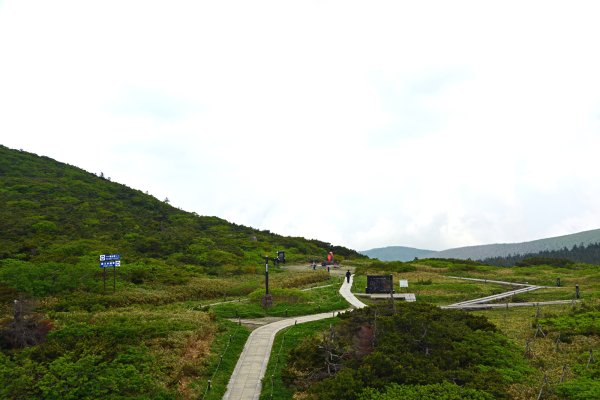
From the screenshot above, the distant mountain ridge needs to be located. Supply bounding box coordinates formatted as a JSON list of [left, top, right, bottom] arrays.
[[360, 246, 435, 262], [362, 228, 600, 262]]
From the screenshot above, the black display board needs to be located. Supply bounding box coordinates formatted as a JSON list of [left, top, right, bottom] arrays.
[[366, 275, 393, 294]]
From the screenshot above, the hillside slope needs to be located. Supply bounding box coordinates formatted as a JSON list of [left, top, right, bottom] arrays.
[[0, 145, 363, 269]]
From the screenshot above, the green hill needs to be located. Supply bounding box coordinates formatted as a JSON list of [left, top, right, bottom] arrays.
[[0, 145, 363, 270], [0, 144, 365, 399]]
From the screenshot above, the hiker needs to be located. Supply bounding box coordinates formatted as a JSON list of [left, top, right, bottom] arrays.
[[346, 270, 351, 283]]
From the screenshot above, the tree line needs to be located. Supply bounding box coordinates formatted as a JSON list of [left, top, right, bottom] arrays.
[[481, 242, 600, 267]]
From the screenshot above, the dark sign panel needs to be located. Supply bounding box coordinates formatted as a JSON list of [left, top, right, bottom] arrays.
[[277, 251, 286, 263], [366, 275, 393, 294]]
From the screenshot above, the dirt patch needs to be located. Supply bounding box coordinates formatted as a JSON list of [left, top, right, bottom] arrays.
[[177, 333, 213, 399], [227, 316, 287, 331], [282, 264, 353, 278]]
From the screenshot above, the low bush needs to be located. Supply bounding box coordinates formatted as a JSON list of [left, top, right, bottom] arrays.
[[358, 382, 494, 400], [356, 261, 416, 274], [248, 288, 308, 304], [283, 303, 532, 400]]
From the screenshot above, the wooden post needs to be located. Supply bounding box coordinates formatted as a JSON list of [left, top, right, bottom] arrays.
[[560, 364, 569, 382], [262, 256, 273, 307], [525, 339, 533, 358], [535, 323, 546, 338], [536, 375, 549, 400], [390, 274, 396, 314], [265, 256, 269, 295], [13, 300, 21, 323]]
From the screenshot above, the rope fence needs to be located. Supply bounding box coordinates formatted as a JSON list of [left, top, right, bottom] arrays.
[[268, 324, 296, 399], [200, 324, 243, 400], [198, 276, 345, 399]]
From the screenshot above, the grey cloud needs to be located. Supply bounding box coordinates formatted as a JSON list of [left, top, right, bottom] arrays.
[[109, 87, 198, 121]]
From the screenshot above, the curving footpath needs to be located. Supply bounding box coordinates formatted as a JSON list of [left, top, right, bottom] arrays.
[[223, 273, 574, 398], [222, 274, 365, 400]]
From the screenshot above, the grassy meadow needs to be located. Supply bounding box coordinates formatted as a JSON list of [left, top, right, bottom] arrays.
[[0, 262, 343, 399], [257, 258, 600, 399], [2, 251, 599, 399]]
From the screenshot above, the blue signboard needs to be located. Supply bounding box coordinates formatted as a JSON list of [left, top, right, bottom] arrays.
[[100, 254, 120, 261], [100, 260, 121, 268]]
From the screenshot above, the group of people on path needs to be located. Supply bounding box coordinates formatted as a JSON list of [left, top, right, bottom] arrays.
[[308, 251, 351, 283]]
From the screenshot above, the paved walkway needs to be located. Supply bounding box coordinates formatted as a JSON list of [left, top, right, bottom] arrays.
[[222, 274, 365, 400], [222, 273, 573, 398]]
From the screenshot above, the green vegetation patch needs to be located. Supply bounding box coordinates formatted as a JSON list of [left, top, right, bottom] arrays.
[[541, 306, 600, 336], [555, 359, 600, 400], [357, 382, 494, 400], [210, 279, 347, 319], [355, 260, 417, 274], [0, 305, 219, 399], [282, 303, 532, 400], [260, 318, 340, 400]]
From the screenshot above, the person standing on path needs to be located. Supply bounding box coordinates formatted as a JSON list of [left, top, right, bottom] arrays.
[[346, 270, 351, 283]]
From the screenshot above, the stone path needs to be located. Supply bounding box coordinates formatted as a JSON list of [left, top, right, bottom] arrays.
[[222, 274, 365, 400]]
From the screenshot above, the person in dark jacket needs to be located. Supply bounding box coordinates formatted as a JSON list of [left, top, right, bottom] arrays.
[[346, 270, 351, 283]]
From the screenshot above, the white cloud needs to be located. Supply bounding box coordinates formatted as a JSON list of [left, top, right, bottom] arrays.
[[1, 0, 600, 251]]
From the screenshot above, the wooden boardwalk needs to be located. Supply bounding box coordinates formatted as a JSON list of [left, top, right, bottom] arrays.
[[442, 276, 570, 310]]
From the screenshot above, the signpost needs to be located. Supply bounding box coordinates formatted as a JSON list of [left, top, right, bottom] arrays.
[[100, 254, 121, 292], [262, 256, 272, 307], [261, 252, 285, 307]]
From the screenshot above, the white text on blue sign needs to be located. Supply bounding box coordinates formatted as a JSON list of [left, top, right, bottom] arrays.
[[100, 260, 121, 268]]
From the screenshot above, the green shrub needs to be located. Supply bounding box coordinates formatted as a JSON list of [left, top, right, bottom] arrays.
[[357, 261, 417, 274], [283, 303, 531, 400], [248, 288, 308, 304], [358, 382, 495, 400]]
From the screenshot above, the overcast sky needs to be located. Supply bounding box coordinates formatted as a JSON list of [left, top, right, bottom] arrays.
[[2, 1, 600, 251]]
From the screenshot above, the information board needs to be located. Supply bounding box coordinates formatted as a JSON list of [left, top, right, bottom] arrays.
[[100, 254, 120, 261], [366, 275, 393, 294], [100, 260, 121, 268]]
